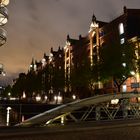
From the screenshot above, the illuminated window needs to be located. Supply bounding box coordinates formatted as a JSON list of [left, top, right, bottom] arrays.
[[42, 58, 46, 66], [34, 64, 37, 70], [49, 53, 53, 62], [122, 84, 127, 92], [120, 38, 125, 44], [119, 23, 124, 35], [122, 63, 126, 67], [111, 99, 119, 105]]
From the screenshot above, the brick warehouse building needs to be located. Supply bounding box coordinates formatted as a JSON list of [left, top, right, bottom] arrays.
[[26, 7, 140, 102], [29, 47, 65, 103], [64, 6, 140, 96]]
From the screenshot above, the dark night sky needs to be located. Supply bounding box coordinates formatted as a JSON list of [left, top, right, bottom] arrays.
[[0, 0, 140, 85]]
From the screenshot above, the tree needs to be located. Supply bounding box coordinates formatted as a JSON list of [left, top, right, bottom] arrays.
[[2, 85, 12, 97], [12, 73, 27, 97], [99, 41, 136, 92], [70, 51, 92, 98], [24, 72, 38, 97], [52, 69, 65, 91], [41, 66, 51, 94]]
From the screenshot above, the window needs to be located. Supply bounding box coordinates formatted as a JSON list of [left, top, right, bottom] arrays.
[[42, 58, 46, 66], [120, 38, 125, 44], [122, 63, 126, 67], [119, 23, 124, 35], [122, 84, 127, 92], [59, 54, 62, 58], [99, 30, 104, 37]]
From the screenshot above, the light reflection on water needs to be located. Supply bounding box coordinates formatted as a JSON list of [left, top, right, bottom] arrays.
[[0, 106, 20, 126], [0, 103, 58, 126], [0, 107, 6, 126], [6, 107, 11, 126]]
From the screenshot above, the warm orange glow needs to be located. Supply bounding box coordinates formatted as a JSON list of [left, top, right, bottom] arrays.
[[0, 0, 9, 6]]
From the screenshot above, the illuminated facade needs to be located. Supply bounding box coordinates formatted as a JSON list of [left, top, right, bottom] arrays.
[[97, 7, 140, 92], [64, 7, 140, 94], [27, 7, 140, 100]]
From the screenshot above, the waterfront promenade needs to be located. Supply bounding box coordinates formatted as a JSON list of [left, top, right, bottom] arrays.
[[0, 119, 140, 140]]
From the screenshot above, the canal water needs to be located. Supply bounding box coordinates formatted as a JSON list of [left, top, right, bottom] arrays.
[[0, 102, 58, 126]]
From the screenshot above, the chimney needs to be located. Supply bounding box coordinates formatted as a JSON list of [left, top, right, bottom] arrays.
[[51, 47, 53, 53], [67, 34, 70, 41], [123, 6, 127, 13], [79, 34, 82, 40]]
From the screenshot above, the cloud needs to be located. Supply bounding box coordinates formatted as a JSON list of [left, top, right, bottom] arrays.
[[0, 0, 140, 85]]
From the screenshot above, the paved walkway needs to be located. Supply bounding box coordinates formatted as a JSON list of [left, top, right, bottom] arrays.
[[1, 119, 140, 140]]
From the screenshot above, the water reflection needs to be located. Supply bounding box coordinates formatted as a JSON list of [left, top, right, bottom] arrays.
[[6, 107, 11, 126], [0, 107, 6, 126], [0, 105, 37, 126], [0, 106, 17, 126], [0, 103, 58, 126]]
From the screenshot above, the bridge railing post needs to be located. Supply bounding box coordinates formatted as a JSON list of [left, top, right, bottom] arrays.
[[61, 115, 65, 125], [122, 99, 128, 119], [96, 106, 101, 121]]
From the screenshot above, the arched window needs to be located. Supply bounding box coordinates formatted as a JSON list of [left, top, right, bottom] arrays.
[[119, 23, 124, 35]]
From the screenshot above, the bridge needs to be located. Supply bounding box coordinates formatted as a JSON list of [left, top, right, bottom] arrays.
[[0, 92, 140, 139], [16, 92, 140, 127]]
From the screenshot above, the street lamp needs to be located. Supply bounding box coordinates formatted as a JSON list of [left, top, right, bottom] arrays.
[[72, 94, 76, 100], [35, 94, 41, 102], [130, 71, 135, 76]]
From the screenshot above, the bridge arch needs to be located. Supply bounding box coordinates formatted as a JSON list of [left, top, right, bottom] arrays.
[[17, 92, 140, 127]]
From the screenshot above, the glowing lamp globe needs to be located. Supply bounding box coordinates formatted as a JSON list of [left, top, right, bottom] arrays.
[[0, 0, 9, 6]]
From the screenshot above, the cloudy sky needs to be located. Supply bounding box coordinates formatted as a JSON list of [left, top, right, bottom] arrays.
[[0, 0, 140, 85]]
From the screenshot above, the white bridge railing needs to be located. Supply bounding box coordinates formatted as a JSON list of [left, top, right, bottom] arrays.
[[16, 92, 140, 127]]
